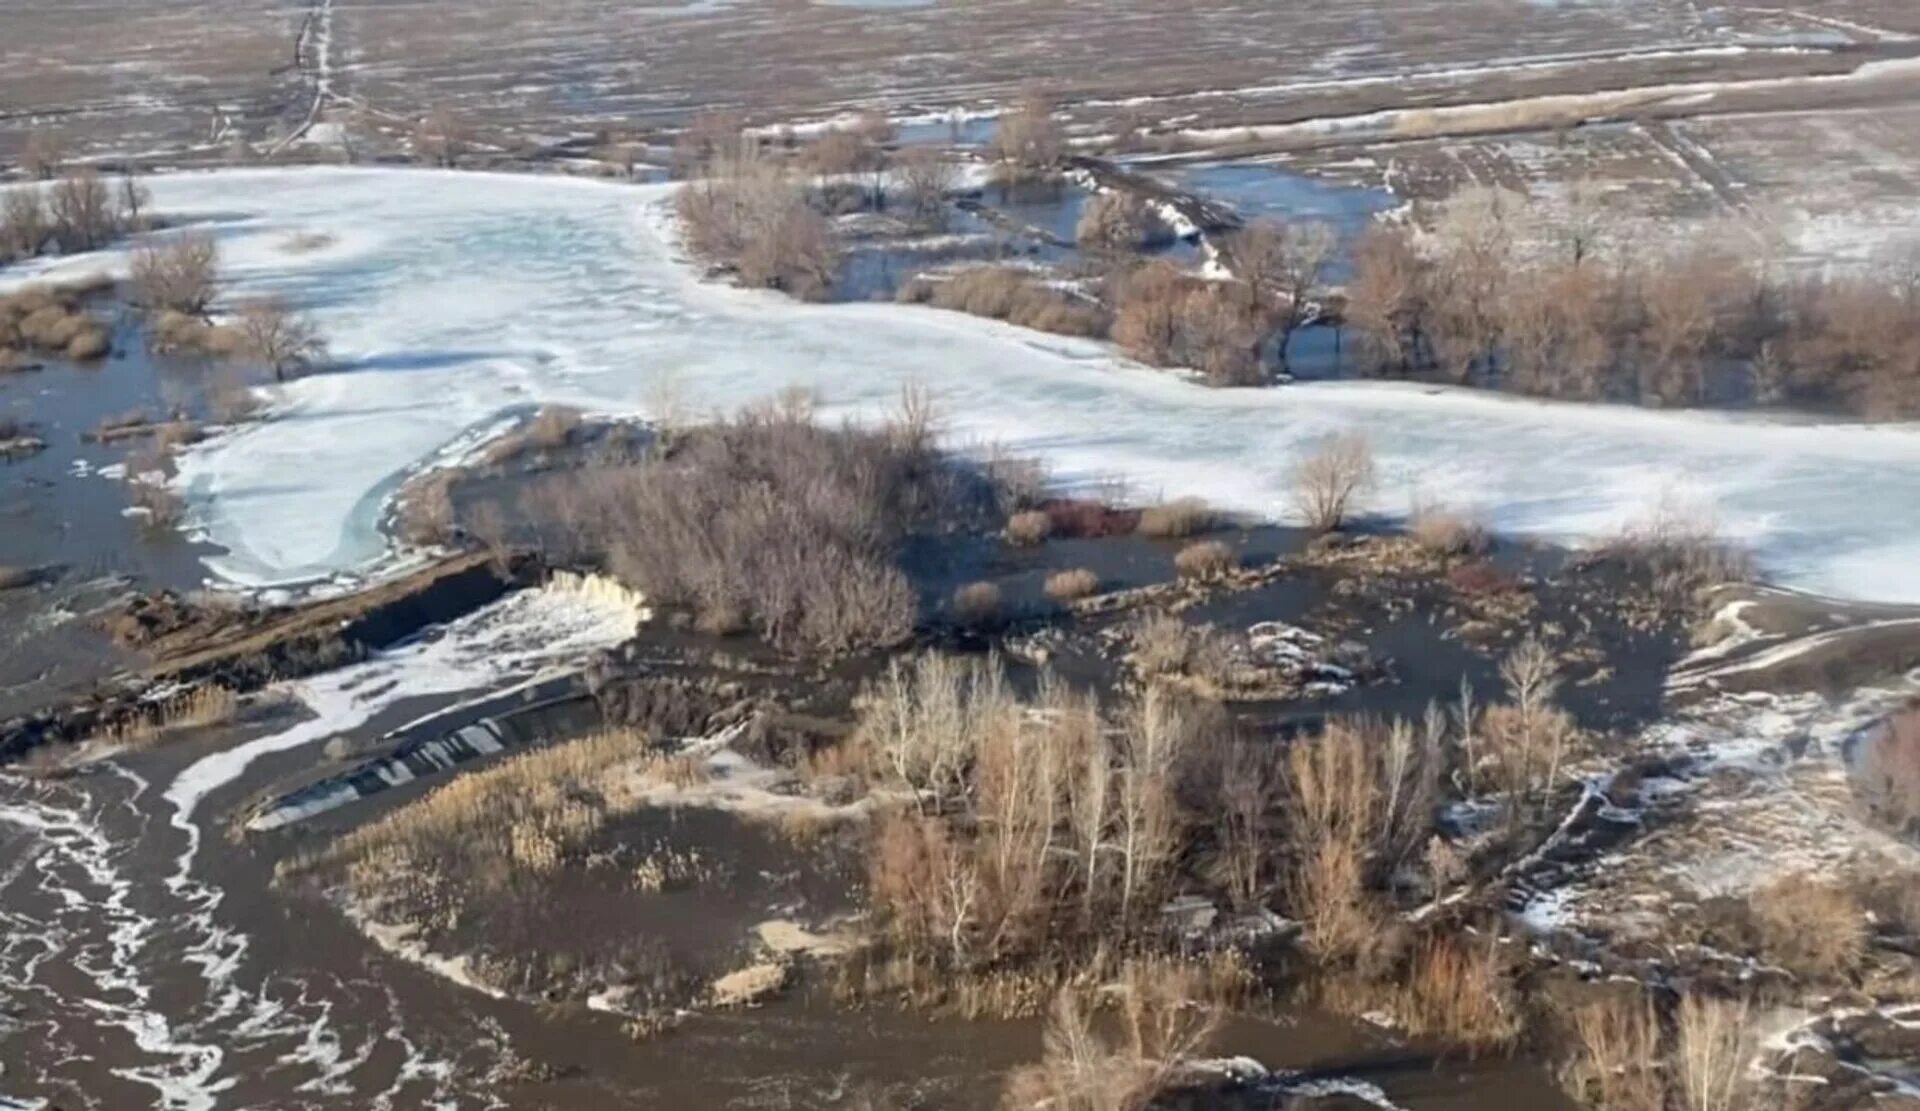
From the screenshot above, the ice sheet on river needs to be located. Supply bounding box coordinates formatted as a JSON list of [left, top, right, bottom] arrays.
[[13, 167, 1920, 601]]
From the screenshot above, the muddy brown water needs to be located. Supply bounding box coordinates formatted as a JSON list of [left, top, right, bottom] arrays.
[[0, 656, 1577, 1110]]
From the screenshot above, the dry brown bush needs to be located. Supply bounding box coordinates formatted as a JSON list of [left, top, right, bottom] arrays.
[[1410, 502, 1487, 557], [1004, 510, 1052, 546], [413, 106, 468, 168], [1001, 960, 1220, 1111], [1044, 568, 1099, 602], [1746, 875, 1867, 980], [1345, 224, 1431, 374], [951, 581, 1003, 628], [132, 233, 219, 317], [1477, 636, 1579, 813], [1395, 934, 1521, 1053], [903, 267, 1109, 339], [1112, 267, 1266, 384], [21, 131, 66, 180], [1560, 992, 1665, 1111], [1075, 192, 1172, 256], [1136, 497, 1211, 539], [1599, 499, 1753, 606], [521, 398, 984, 654], [1173, 539, 1235, 581], [1854, 704, 1920, 835], [2, 187, 49, 260], [1291, 431, 1374, 532]]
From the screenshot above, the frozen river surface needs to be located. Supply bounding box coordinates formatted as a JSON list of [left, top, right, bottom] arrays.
[[18, 167, 1920, 602]]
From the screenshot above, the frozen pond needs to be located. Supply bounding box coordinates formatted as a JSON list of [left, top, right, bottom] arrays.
[[10, 167, 1920, 603]]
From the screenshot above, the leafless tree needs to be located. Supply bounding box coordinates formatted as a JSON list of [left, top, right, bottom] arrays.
[[677, 146, 841, 300], [1290, 431, 1375, 532], [670, 110, 746, 179], [1076, 192, 1172, 257], [413, 106, 468, 168], [1345, 224, 1430, 373], [237, 297, 327, 381], [993, 90, 1063, 177], [1425, 187, 1522, 381], [118, 175, 152, 231], [130, 232, 219, 317], [894, 147, 956, 232], [1, 187, 48, 259], [49, 170, 118, 251], [20, 131, 66, 180], [1224, 218, 1337, 371]]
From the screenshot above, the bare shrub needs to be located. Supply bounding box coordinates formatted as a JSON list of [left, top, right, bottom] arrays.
[[1560, 992, 1665, 1111], [1477, 636, 1578, 812], [903, 266, 1109, 339], [522, 400, 980, 654], [1075, 192, 1172, 256], [1136, 497, 1212, 539], [1178, 284, 1264, 387], [952, 581, 1004, 628], [1001, 960, 1220, 1111], [1110, 262, 1186, 366], [1410, 502, 1487, 557], [236, 296, 326, 380], [131, 233, 219, 317], [1004, 510, 1052, 546], [1290, 432, 1375, 532], [1424, 187, 1523, 381], [118, 175, 151, 231], [1212, 737, 1285, 909], [1173, 540, 1235, 581], [1854, 704, 1920, 834], [1746, 874, 1867, 980], [1675, 995, 1757, 1111], [895, 147, 956, 232], [1599, 497, 1753, 606], [1044, 568, 1099, 602], [49, 170, 118, 252], [2, 187, 49, 259]]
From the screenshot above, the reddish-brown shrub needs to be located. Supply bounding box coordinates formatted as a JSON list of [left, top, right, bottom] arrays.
[[1447, 560, 1520, 596]]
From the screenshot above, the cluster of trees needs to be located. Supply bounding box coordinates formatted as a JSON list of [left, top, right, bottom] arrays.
[[1343, 186, 1920, 418], [673, 113, 960, 299], [2, 169, 153, 263]]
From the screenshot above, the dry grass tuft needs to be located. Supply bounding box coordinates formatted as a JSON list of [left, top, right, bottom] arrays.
[[1136, 497, 1212, 539], [1001, 959, 1220, 1111], [1173, 540, 1236, 581], [1044, 568, 1100, 603], [1560, 992, 1665, 1111], [1004, 510, 1053, 547], [951, 581, 1004, 628], [1676, 995, 1757, 1111], [1411, 502, 1488, 557]]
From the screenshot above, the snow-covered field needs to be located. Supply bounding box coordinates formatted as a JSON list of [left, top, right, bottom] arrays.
[[14, 167, 1920, 602]]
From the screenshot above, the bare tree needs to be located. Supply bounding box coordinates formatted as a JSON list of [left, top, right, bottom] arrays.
[[1, 187, 48, 259], [20, 131, 66, 180], [894, 147, 956, 232], [670, 110, 746, 179], [413, 107, 468, 168], [1345, 224, 1431, 373], [676, 145, 841, 299], [1426, 187, 1522, 381], [118, 175, 152, 231], [237, 297, 327, 381], [1290, 431, 1375, 532], [1075, 192, 1173, 257], [1111, 261, 1186, 365], [1224, 218, 1337, 371], [130, 232, 219, 316], [993, 90, 1063, 177], [49, 170, 118, 251]]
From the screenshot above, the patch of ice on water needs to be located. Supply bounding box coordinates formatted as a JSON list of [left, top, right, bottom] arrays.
[[11, 167, 1914, 603]]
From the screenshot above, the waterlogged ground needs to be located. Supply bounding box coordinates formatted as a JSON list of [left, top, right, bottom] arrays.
[[8, 167, 1920, 603]]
